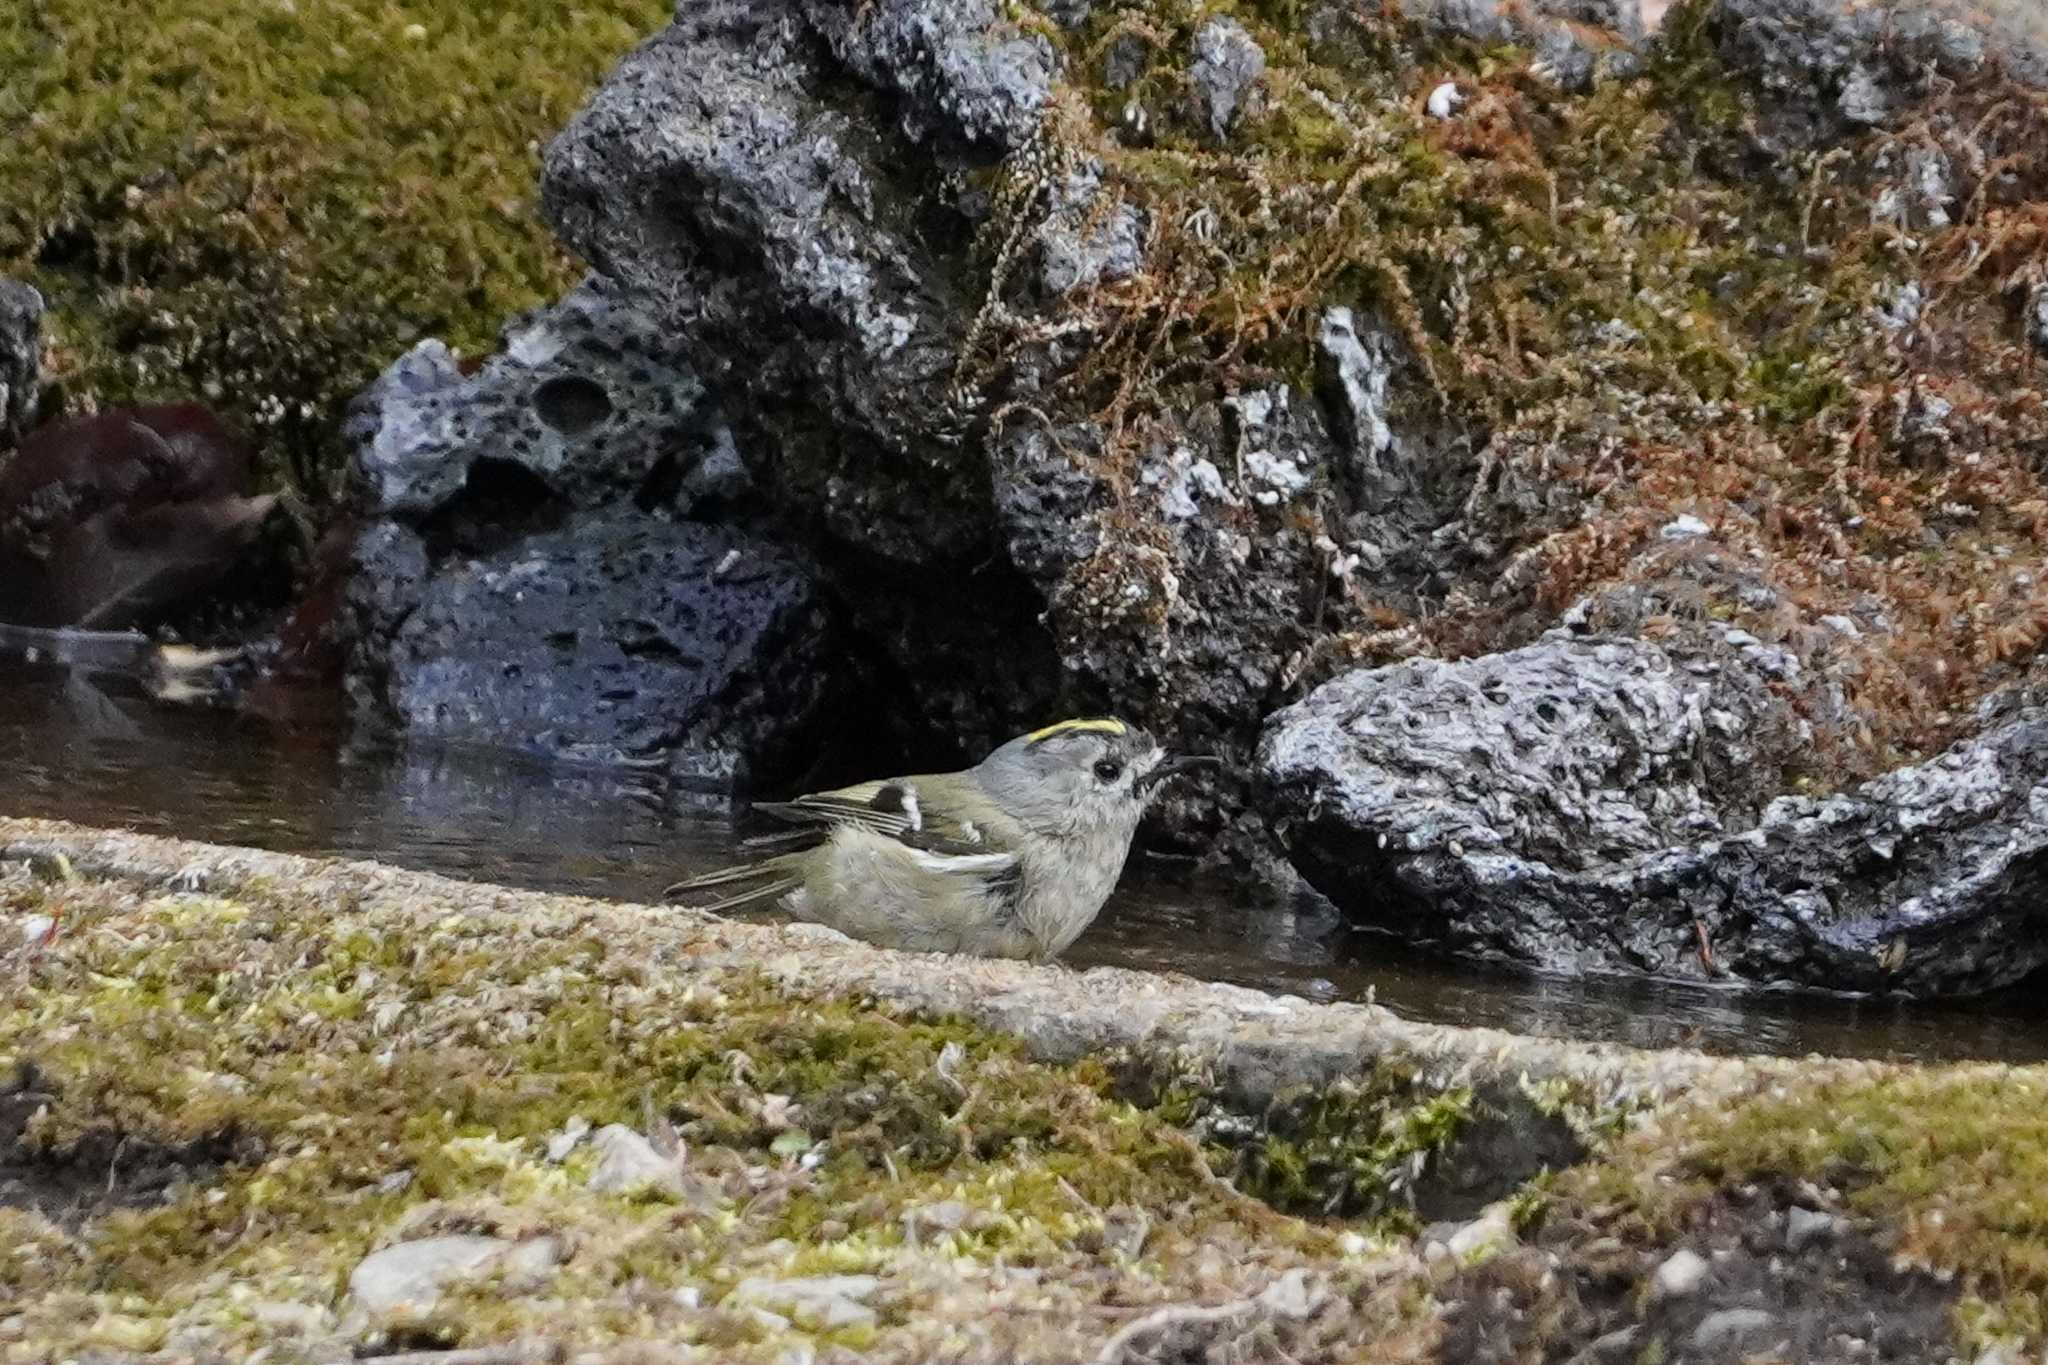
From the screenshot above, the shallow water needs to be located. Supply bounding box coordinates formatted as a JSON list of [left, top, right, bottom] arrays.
[[2, 656, 2043, 1065]]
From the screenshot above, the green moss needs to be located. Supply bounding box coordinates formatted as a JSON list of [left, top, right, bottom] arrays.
[[0, 0, 672, 497], [5, 868, 1403, 1359], [14, 851, 2048, 1358], [1221, 1077, 1474, 1224], [1570, 1070, 2048, 1351]]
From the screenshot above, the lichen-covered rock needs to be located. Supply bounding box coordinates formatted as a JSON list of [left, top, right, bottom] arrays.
[[1188, 18, 1265, 139], [0, 279, 41, 450], [1261, 638, 2048, 996], [348, 1235, 523, 1316], [1710, 0, 2046, 141], [377, 514, 832, 779], [585, 1123, 688, 1199]]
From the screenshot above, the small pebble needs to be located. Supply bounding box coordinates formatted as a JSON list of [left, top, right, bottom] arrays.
[[547, 1114, 592, 1162], [1690, 1308, 1777, 1351], [1785, 1205, 1842, 1253], [1651, 1248, 1710, 1300]]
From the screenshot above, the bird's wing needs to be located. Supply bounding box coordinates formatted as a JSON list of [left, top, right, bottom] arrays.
[[749, 777, 997, 855], [666, 775, 1014, 911], [750, 780, 910, 838]]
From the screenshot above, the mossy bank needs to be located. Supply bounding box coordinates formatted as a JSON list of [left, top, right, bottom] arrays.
[[0, 0, 673, 495], [3, 816, 2046, 1363]]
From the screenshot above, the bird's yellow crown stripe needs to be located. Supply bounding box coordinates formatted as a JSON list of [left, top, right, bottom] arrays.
[[1024, 717, 1127, 744]]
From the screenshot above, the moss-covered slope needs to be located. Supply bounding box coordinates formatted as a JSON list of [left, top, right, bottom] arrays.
[[991, 0, 2048, 783], [4, 820, 2048, 1361], [0, 0, 672, 495]]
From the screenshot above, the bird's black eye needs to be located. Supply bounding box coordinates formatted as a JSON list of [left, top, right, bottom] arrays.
[[1094, 759, 1124, 784]]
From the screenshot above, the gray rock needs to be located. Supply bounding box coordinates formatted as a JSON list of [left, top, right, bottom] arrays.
[[902, 1199, 975, 1236], [1036, 165, 1144, 298], [2028, 283, 2048, 358], [1877, 281, 1925, 333], [1837, 64, 1891, 124], [345, 279, 722, 518], [378, 514, 832, 776], [586, 1123, 687, 1199], [1395, 0, 1644, 89], [1265, 633, 1783, 868], [1438, 1204, 1516, 1263], [729, 1274, 881, 1329], [1314, 311, 1478, 604], [546, 1114, 592, 1163], [1318, 309, 1395, 478], [500, 1236, 564, 1287], [1260, 634, 2048, 995], [0, 280, 41, 449], [348, 1234, 541, 1315], [247, 1300, 331, 1335], [542, 0, 1010, 567], [1652, 1247, 1711, 1299], [1580, 1326, 1640, 1363], [1189, 18, 1265, 139], [1689, 1307, 1778, 1351], [812, 0, 1052, 152], [1784, 1205, 1843, 1253], [1710, 0, 2044, 148]]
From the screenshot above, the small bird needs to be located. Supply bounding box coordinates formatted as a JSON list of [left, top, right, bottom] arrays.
[[665, 718, 1217, 961]]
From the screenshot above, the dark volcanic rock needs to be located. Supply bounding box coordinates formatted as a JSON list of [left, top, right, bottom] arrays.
[[541, 0, 1018, 568], [0, 279, 41, 449], [536, 0, 1395, 850], [346, 279, 732, 519], [540, 0, 1481, 851], [377, 514, 831, 780], [1260, 637, 2048, 996], [338, 279, 839, 785]]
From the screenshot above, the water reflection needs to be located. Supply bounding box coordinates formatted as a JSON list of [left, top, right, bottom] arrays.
[[2, 657, 2043, 1064]]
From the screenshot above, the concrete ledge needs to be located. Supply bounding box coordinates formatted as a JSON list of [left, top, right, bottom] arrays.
[[0, 815, 1865, 1105]]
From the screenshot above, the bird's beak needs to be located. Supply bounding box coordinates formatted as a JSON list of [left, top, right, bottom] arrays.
[[1136, 753, 1223, 796]]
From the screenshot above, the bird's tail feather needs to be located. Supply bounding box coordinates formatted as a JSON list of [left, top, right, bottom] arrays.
[[665, 856, 802, 914]]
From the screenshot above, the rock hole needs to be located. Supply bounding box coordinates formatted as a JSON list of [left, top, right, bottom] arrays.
[[420, 458, 569, 559], [532, 375, 613, 436], [634, 451, 686, 512]]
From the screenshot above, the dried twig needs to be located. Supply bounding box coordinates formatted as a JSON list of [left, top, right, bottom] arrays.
[[1157, 1127, 1290, 1232], [1091, 1295, 1262, 1365]]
